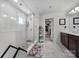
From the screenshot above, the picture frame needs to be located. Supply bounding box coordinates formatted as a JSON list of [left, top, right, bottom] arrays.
[[59, 18, 66, 25], [73, 17, 79, 25]]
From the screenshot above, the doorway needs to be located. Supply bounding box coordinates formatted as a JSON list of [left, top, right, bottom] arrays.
[[45, 18, 54, 41]]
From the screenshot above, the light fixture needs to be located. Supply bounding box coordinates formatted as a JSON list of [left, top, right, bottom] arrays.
[[69, 9, 76, 14], [13, 0, 18, 3], [10, 17, 16, 20], [71, 10, 75, 13], [75, 7, 79, 11], [2, 14, 8, 17], [69, 7, 79, 14]]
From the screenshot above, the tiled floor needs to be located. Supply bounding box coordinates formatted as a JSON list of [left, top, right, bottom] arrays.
[[15, 39, 75, 58], [17, 35, 75, 58], [41, 40, 75, 58]]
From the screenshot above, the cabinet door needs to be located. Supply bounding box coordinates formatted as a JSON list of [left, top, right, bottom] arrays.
[[60, 33, 68, 48], [75, 38, 79, 57], [64, 34, 69, 48], [68, 35, 76, 50], [60, 32, 65, 45], [60, 33, 63, 44]]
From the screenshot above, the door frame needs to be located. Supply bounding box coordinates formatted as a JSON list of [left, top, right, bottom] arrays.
[[45, 18, 54, 41]]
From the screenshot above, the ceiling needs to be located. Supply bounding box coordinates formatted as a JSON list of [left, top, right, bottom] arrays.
[[23, 0, 79, 15]]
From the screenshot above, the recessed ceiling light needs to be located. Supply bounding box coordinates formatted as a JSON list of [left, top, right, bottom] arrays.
[[69, 10, 76, 14], [10, 17, 16, 20], [2, 14, 8, 17], [14, 0, 18, 3], [71, 10, 75, 13]]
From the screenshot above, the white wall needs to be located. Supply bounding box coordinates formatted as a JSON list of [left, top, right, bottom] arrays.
[[0, 0, 28, 56]]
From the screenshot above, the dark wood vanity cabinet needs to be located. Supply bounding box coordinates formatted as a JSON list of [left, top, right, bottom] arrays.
[[76, 40, 79, 57], [61, 32, 69, 49], [68, 35, 76, 50], [60, 32, 79, 57]]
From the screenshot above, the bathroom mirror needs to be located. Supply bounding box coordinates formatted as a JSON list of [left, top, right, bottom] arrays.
[[59, 18, 66, 25], [73, 17, 79, 25]]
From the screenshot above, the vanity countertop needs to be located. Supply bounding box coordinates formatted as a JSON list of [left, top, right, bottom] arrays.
[[61, 31, 79, 36]]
